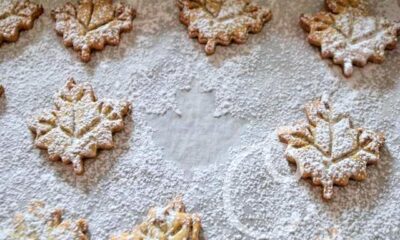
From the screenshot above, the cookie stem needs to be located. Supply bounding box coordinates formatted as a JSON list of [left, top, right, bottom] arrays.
[[323, 181, 334, 199], [80, 46, 92, 62], [343, 59, 353, 77], [72, 156, 84, 174], [205, 39, 217, 55]]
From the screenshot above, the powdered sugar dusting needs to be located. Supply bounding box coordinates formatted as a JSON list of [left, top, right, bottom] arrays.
[[300, 0, 400, 77], [278, 96, 385, 199], [0, 201, 88, 240], [178, 0, 272, 54], [0, 0, 400, 239]]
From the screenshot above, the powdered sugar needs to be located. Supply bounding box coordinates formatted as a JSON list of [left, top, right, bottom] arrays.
[[0, 0, 400, 239], [278, 96, 385, 199], [51, 0, 135, 62], [178, 0, 272, 54], [28, 79, 130, 175], [300, 0, 400, 77], [0, 201, 88, 240]]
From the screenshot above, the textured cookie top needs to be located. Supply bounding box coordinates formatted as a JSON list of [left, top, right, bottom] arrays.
[[178, 0, 272, 54], [278, 95, 385, 199], [0, 0, 43, 45], [326, 0, 365, 13], [5, 201, 89, 240], [51, 0, 135, 62], [28, 79, 130, 175], [300, 0, 400, 77], [111, 197, 202, 240]]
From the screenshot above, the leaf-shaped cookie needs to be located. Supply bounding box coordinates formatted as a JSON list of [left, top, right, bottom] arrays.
[[325, 0, 366, 14], [29, 79, 130, 175], [177, 0, 272, 55], [0, 0, 43, 45], [110, 197, 202, 240], [278, 96, 385, 199], [51, 0, 136, 62], [300, 0, 400, 77], [6, 201, 89, 240]]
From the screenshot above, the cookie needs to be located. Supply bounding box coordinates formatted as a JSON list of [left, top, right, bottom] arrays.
[[300, 0, 400, 77], [0, 84, 4, 96], [177, 0, 272, 55], [0, 0, 43, 45], [277, 95, 385, 199], [325, 0, 366, 14], [111, 197, 202, 240], [6, 201, 89, 240], [51, 0, 136, 62], [28, 79, 130, 175]]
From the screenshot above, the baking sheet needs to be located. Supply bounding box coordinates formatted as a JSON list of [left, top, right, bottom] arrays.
[[1, 0, 400, 239]]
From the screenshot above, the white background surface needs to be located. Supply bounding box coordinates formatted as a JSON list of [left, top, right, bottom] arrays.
[[1, 0, 400, 239]]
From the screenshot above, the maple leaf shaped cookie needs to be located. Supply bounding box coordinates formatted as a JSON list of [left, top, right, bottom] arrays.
[[177, 0, 272, 55], [110, 197, 202, 240], [300, 0, 400, 77], [325, 0, 367, 14], [0, 0, 43, 45], [29, 79, 130, 175], [278, 96, 385, 199], [7, 201, 89, 240], [51, 0, 136, 62]]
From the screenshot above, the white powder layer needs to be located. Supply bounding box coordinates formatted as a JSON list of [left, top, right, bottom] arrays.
[[0, 0, 400, 239]]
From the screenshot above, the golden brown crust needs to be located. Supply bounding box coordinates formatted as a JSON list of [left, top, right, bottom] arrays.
[[51, 0, 136, 62], [0, 0, 43, 45]]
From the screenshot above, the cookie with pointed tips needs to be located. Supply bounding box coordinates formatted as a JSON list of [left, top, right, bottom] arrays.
[[0, 0, 43, 45], [300, 0, 400, 77], [6, 201, 89, 240], [325, 0, 366, 14], [51, 0, 136, 62], [177, 0, 272, 55], [28, 78, 130, 175], [110, 197, 202, 240], [277, 95, 385, 199]]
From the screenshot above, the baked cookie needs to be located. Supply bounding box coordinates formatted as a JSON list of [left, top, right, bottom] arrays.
[[278, 95, 385, 199], [177, 0, 272, 55], [110, 197, 202, 240], [6, 201, 89, 240], [51, 0, 136, 62], [0, 0, 43, 45], [300, 0, 400, 77], [28, 79, 130, 175]]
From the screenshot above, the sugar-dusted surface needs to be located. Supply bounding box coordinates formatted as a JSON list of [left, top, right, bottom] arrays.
[[0, 0, 400, 239]]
